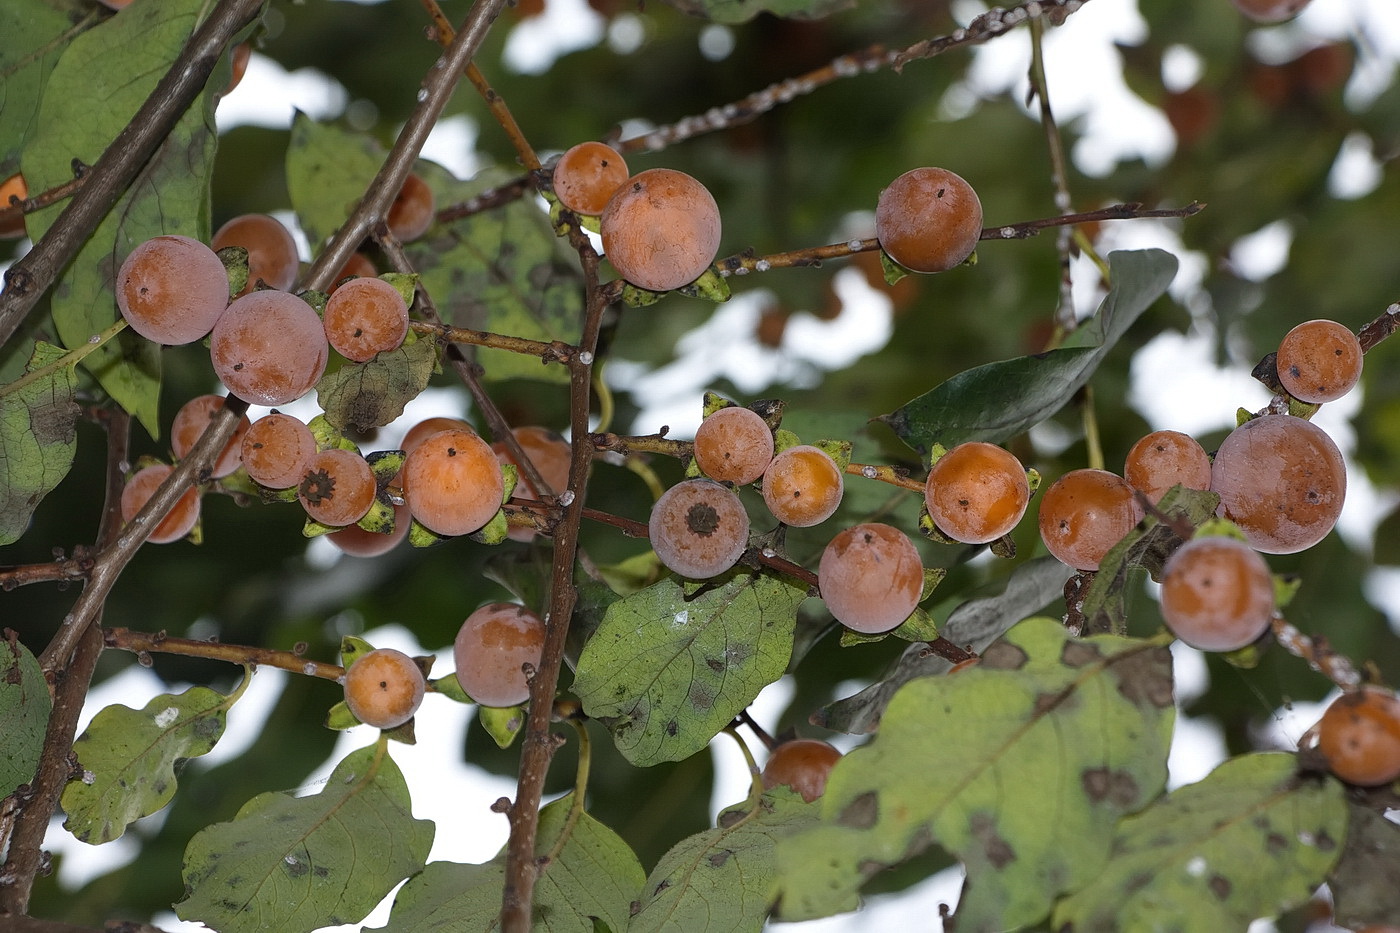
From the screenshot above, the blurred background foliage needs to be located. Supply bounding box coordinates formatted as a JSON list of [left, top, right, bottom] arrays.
[[3, 0, 1399, 927]]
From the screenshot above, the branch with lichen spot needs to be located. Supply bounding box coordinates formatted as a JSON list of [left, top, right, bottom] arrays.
[[103, 628, 347, 681], [714, 202, 1205, 277]]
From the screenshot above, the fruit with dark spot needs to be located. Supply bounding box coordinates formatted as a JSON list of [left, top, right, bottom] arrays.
[[1316, 687, 1400, 786], [1038, 469, 1143, 571], [762, 445, 843, 527], [210, 290, 328, 405], [693, 406, 774, 486], [1210, 414, 1345, 554], [402, 428, 503, 536], [924, 442, 1029, 544], [649, 478, 750, 579], [1159, 536, 1274, 652], [1275, 319, 1362, 404], [117, 235, 229, 345], [298, 448, 376, 526], [553, 141, 629, 215]]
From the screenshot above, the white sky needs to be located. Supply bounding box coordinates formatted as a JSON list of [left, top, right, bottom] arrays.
[[23, 0, 1400, 930]]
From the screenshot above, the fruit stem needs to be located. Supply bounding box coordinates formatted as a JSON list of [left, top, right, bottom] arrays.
[[542, 719, 592, 866], [724, 727, 767, 807], [1081, 386, 1105, 472]]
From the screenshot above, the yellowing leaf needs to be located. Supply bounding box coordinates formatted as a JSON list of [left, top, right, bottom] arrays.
[[1053, 753, 1347, 931], [776, 617, 1175, 931]]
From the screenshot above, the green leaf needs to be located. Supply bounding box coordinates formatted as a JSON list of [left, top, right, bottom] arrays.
[[573, 572, 807, 766], [0, 341, 79, 545], [776, 617, 1175, 930], [1079, 484, 1220, 636], [285, 114, 386, 249], [61, 684, 232, 844], [316, 335, 439, 433], [631, 787, 820, 932], [406, 167, 581, 386], [1052, 753, 1347, 931], [661, 0, 854, 26], [0, 635, 51, 798], [371, 793, 644, 933], [176, 742, 434, 933], [880, 249, 1178, 453], [814, 555, 1071, 734], [20, 0, 221, 436], [0, 0, 97, 169]]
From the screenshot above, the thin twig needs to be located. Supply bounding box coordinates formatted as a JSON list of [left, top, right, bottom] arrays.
[[377, 237, 556, 498], [418, 0, 541, 173], [1026, 14, 1081, 332], [407, 320, 577, 365], [103, 628, 346, 681], [432, 0, 1096, 221], [300, 0, 510, 294], [714, 202, 1205, 277], [0, 173, 90, 233]]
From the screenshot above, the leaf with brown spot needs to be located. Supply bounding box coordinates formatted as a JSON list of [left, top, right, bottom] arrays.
[[1329, 802, 1400, 929], [574, 572, 807, 766], [630, 788, 819, 933], [1053, 753, 1348, 931], [316, 336, 439, 434], [776, 617, 1174, 931], [0, 341, 79, 545]]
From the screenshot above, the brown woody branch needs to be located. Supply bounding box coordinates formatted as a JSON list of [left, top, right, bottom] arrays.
[[103, 628, 345, 681]]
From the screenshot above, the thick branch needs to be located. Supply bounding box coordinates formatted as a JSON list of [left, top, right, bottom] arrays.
[[500, 216, 607, 933], [0, 623, 102, 916]]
